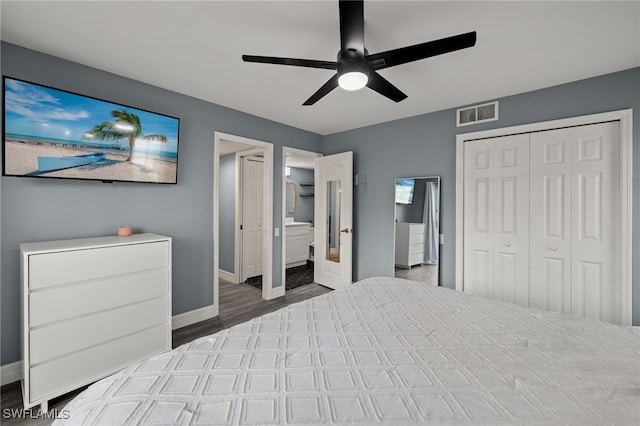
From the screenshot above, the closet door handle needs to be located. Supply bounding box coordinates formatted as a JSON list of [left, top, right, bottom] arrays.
[[504, 243, 511, 247], [550, 246, 558, 252]]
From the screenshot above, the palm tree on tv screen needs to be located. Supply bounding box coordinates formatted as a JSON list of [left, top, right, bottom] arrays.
[[84, 109, 167, 162]]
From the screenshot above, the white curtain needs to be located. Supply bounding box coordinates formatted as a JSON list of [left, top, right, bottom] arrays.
[[423, 180, 438, 264]]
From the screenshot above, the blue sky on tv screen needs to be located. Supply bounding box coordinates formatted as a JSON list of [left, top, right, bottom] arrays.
[[395, 178, 415, 204], [4, 78, 179, 154]]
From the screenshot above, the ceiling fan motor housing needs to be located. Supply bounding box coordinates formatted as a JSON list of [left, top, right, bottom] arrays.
[[337, 49, 369, 79]]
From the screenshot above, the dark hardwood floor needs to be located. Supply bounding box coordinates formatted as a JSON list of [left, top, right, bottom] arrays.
[[0, 280, 331, 425], [172, 280, 331, 347]]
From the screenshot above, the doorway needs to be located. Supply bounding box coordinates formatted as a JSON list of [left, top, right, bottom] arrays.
[[281, 147, 321, 292], [213, 132, 274, 317]]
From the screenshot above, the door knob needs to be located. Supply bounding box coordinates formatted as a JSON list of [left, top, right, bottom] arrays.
[[550, 246, 558, 251], [504, 243, 511, 247], [340, 228, 352, 234]]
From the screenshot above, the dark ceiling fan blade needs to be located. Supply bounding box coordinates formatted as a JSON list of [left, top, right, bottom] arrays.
[[303, 74, 339, 106], [339, 0, 365, 54], [366, 71, 408, 103], [366, 31, 477, 70], [242, 55, 337, 70]]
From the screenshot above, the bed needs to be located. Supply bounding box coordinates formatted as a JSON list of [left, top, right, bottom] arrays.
[[54, 277, 639, 425]]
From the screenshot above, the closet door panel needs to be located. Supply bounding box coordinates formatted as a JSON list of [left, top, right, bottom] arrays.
[[463, 134, 529, 304], [530, 129, 572, 314], [492, 134, 530, 306], [463, 140, 494, 298], [571, 122, 620, 324]]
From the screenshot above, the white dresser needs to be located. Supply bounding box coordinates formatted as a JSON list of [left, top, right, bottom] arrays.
[[20, 233, 172, 411], [395, 223, 425, 268]]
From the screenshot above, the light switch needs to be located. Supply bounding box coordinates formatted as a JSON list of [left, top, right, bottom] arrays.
[[274, 227, 280, 237]]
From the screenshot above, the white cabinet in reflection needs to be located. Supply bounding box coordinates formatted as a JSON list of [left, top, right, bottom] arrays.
[[395, 223, 425, 268]]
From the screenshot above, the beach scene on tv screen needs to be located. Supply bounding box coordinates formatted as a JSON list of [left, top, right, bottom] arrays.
[[3, 78, 179, 183]]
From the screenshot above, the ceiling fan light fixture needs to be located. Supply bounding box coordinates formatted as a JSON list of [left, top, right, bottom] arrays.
[[242, 1, 477, 105], [338, 71, 368, 91]]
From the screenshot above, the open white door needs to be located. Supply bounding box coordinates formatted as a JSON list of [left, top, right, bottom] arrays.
[[314, 151, 353, 289]]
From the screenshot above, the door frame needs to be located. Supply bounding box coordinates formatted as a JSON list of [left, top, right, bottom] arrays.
[[281, 147, 322, 294], [214, 132, 274, 317], [455, 109, 633, 325]]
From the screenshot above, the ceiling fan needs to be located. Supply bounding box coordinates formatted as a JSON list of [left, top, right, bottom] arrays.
[[242, 0, 476, 105]]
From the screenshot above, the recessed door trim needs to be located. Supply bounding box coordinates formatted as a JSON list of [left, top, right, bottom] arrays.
[[455, 109, 633, 325]]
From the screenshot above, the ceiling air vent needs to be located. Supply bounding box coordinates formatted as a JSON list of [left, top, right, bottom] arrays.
[[456, 101, 498, 127]]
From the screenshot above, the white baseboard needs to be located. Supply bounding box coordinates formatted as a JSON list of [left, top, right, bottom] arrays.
[[1, 360, 22, 385], [172, 305, 216, 330], [219, 269, 238, 283]]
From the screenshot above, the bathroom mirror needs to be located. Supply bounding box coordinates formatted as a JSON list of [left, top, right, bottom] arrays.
[[326, 179, 341, 263], [285, 181, 296, 215], [393, 176, 440, 286]]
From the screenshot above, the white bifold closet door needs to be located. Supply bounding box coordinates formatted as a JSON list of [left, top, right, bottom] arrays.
[[530, 122, 620, 324], [464, 121, 621, 324], [463, 133, 530, 306]]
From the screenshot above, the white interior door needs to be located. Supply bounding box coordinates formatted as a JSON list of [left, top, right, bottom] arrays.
[[314, 151, 353, 289], [242, 156, 264, 280], [492, 134, 530, 306], [530, 128, 573, 314], [463, 134, 529, 305], [463, 139, 494, 298], [570, 122, 620, 323], [530, 122, 620, 323]]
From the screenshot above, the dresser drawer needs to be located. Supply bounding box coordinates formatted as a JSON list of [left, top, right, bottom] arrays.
[[28, 241, 169, 290], [30, 296, 169, 365], [409, 232, 425, 245], [409, 224, 424, 236], [29, 268, 169, 327], [29, 324, 169, 404], [409, 243, 424, 255], [409, 253, 424, 266]]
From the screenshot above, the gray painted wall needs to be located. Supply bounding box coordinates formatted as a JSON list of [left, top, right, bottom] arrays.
[[0, 42, 322, 365], [286, 167, 314, 224], [323, 67, 640, 325], [219, 154, 236, 273]]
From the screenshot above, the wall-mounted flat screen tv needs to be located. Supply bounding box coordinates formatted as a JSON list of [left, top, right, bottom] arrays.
[[395, 178, 415, 205], [2, 77, 180, 184]]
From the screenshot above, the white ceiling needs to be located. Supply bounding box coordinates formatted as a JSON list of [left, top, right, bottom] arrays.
[[2, 1, 638, 136]]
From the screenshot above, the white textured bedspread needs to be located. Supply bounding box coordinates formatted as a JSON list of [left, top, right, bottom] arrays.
[[55, 277, 639, 425]]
